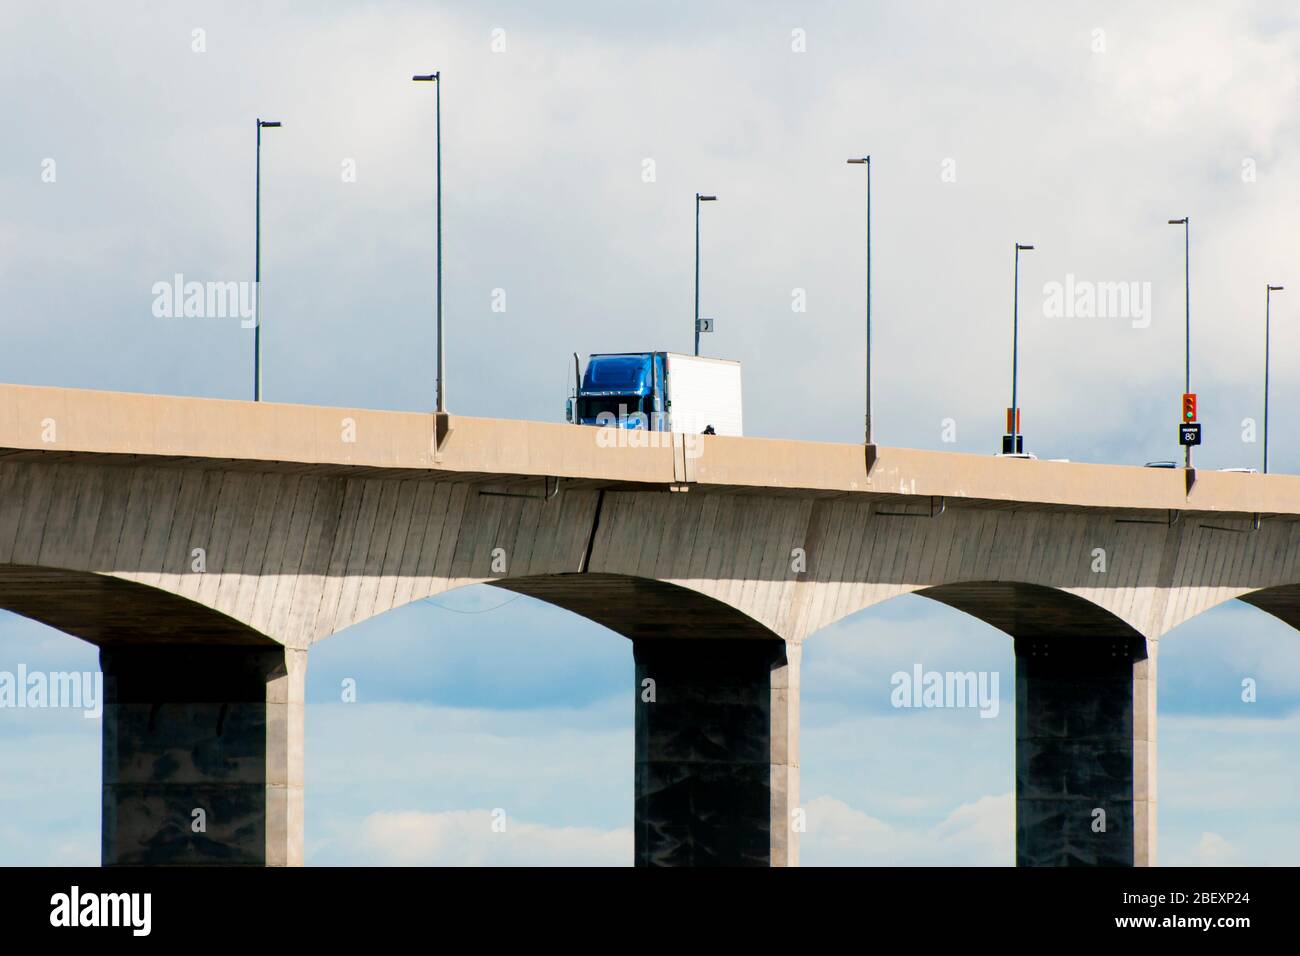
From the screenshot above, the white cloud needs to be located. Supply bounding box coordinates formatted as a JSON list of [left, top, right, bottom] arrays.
[[803, 793, 1013, 866], [1187, 832, 1240, 866], [346, 809, 631, 866]]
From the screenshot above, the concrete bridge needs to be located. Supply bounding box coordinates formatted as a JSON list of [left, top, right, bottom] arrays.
[[3, 383, 1300, 867]]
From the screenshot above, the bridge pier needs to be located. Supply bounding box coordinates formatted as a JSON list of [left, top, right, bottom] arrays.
[[100, 644, 305, 866], [1014, 635, 1156, 866], [632, 638, 799, 866]]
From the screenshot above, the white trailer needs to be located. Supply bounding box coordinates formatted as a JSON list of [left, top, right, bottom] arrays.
[[664, 353, 743, 437]]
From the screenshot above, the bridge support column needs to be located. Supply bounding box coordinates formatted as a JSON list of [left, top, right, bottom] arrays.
[[1014, 635, 1155, 866], [632, 638, 799, 866], [100, 644, 306, 866]]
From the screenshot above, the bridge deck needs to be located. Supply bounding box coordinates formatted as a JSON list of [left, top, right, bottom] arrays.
[[2, 382, 1298, 519]]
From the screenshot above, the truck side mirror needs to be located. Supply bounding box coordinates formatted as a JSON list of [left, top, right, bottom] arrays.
[[565, 398, 574, 423]]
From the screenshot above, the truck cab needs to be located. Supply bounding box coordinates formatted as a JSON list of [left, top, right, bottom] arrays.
[[570, 352, 666, 430]]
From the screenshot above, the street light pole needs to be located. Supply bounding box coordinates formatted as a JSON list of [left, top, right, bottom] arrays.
[[847, 157, 872, 444], [254, 118, 281, 402], [413, 72, 444, 412], [694, 193, 716, 356], [1011, 243, 1034, 453], [1266, 284, 1284, 474], [1169, 217, 1190, 467]]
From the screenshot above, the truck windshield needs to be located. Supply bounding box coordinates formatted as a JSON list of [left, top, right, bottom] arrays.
[[578, 396, 641, 421]]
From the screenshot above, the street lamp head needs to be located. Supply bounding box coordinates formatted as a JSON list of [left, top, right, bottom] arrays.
[[1168, 218, 1188, 225], [412, 72, 440, 82], [1269, 285, 1285, 292], [1016, 243, 1035, 251], [846, 157, 869, 164], [258, 120, 282, 128], [697, 194, 717, 202]]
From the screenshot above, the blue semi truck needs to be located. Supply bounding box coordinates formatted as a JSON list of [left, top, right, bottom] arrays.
[[566, 351, 743, 436]]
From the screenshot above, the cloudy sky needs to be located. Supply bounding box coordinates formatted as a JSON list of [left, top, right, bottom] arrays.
[[2, 0, 1299, 865]]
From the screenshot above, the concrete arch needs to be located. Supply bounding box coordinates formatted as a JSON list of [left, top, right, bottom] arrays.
[[752, 498, 1179, 642], [0, 563, 276, 646], [489, 572, 783, 642], [1231, 583, 1300, 633], [915, 581, 1147, 641], [1143, 579, 1300, 641], [797, 578, 1150, 645]]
